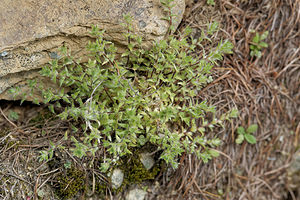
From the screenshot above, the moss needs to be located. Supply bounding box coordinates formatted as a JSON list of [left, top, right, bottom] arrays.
[[93, 145, 163, 196], [50, 144, 164, 198], [55, 167, 86, 199], [122, 154, 160, 184], [95, 180, 109, 198], [0, 128, 21, 150], [6, 140, 20, 150], [112, 147, 162, 194], [0, 128, 9, 137]]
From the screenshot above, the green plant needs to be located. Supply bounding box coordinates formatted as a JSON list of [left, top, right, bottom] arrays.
[[160, 0, 178, 35], [10, 0, 236, 170], [8, 110, 19, 121], [250, 30, 269, 58], [38, 141, 55, 162], [235, 124, 258, 144], [207, 0, 215, 6]]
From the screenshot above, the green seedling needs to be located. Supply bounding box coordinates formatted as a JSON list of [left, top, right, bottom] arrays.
[[236, 124, 258, 144], [207, 0, 215, 6], [250, 30, 269, 58], [8, 110, 19, 121]]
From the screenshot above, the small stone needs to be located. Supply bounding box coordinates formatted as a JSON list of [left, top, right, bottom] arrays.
[[49, 52, 60, 59], [139, 20, 147, 29], [126, 188, 147, 200], [290, 153, 300, 172], [287, 151, 300, 198], [111, 168, 124, 189], [140, 153, 155, 170], [0, 51, 8, 57]]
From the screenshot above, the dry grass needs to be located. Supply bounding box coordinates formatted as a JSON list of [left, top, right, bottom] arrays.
[[156, 0, 300, 199], [0, 0, 299, 199]]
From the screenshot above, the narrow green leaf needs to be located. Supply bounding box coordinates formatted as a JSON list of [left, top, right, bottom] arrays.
[[208, 149, 219, 157]]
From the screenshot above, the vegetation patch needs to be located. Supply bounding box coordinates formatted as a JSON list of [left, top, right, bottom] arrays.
[[7, 1, 237, 199], [55, 167, 86, 199], [114, 145, 163, 191], [1, 0, 297, 199], [10, 0, 235, 173]]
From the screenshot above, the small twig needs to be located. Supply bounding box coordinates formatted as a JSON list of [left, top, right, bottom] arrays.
[[39, 168, 60, 176], [34, 174, 40, 200], [263, 163, 290, 176], [0, 171, 32, 186], [63, 178, 74, 191], [104, 87, 114, 103], [0, 107, 28, 135], [64, 149, 80, 166], [37, 176, 52, 192], [233, 173, 253, 200], [0, 132, 13, 144], [0, 107, 17, 128], [253, 176, 281, 199], [208, 148, 234, 163]]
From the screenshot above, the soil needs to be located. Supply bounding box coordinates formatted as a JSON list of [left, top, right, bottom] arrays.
[[1, 0, 299, 199]]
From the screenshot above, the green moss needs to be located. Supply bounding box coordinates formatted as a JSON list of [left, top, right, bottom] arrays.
[[94, 145, 163, 196], [95, 180, 109, 198], [122, 154, 160, 184], [112, 147, 162, 194], [6, 140, 20, 150], [0, 128, 8, 137], [50, 145, 163, 198], [0, 128, 21, 150], [55, 167, 85, 199]]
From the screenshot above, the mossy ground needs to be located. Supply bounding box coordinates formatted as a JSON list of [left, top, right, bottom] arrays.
[[50, 145, 163, 199], [55, 167, 86, 199], [111, 151, 162, 194]]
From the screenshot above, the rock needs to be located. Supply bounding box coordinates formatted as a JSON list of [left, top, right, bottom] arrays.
[[111, 168, 124, 189], [140, 152, 155, 170], [126, 188, 147, 200], [0, 0, 185, 100], [287, 151, 300, 192]]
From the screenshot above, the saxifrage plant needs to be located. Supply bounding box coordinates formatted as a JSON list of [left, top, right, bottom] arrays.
[[9, 0, 236, 171]]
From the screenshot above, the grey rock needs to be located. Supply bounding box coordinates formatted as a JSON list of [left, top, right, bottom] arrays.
[[287, 151, 300, 192], [140, 152, 155, 170], [111, 168, 124, 189], [0, 0, 185, 100], [126, 188, 147, 200]]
